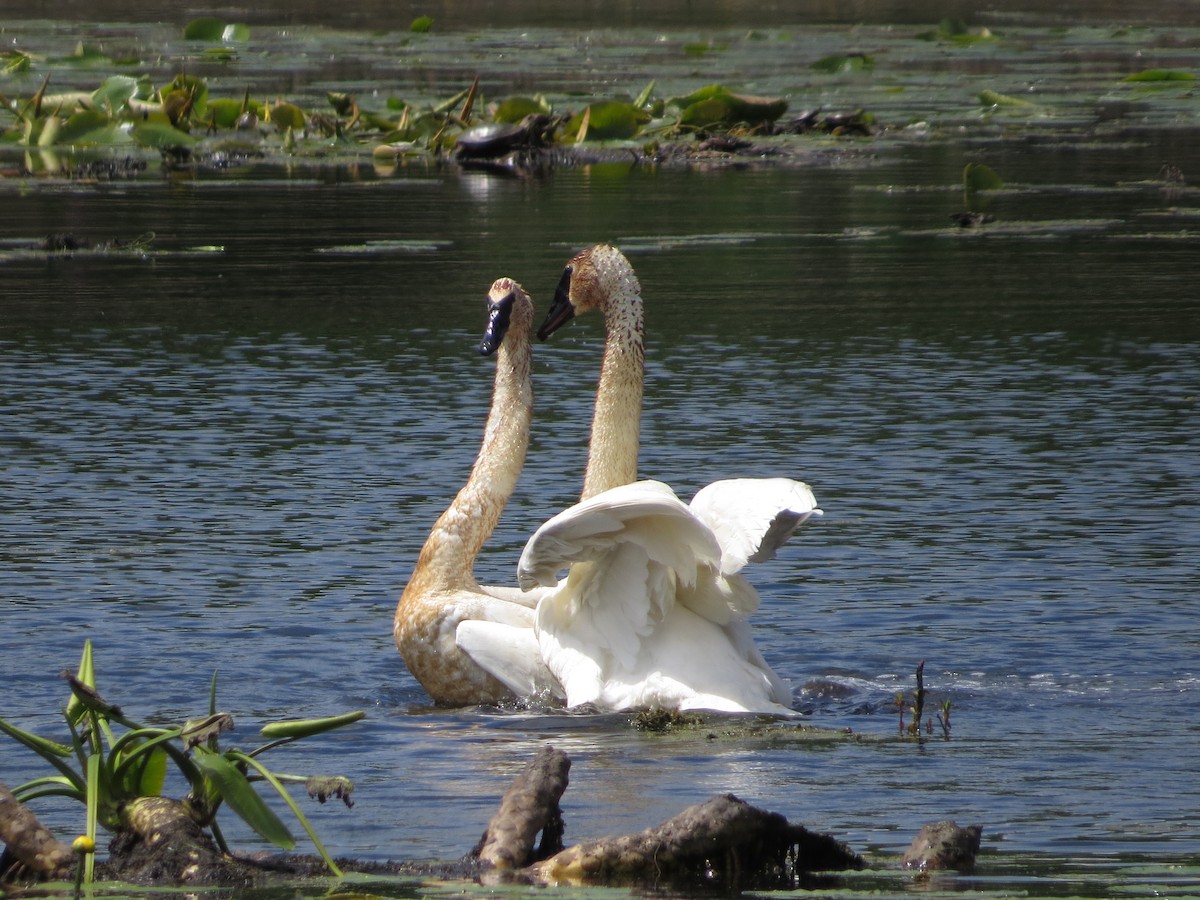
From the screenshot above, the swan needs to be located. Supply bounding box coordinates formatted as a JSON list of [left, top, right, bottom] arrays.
[[471, 244, 824, 714], [518, 477, 822, 713], [394, 278, 562, 707]]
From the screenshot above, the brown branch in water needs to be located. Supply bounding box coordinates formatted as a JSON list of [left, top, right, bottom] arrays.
[[0, 781, 75, 881], [528, 792, 863, 887], [471, 745, 570, 869]]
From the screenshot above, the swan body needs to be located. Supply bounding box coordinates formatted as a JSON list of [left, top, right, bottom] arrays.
[[516, 478, 822, 714], [394, 279, 562, 707]]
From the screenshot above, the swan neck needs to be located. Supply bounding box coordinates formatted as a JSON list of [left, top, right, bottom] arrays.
[[409, 335, 532, 591], [581, 290, 643, 500]]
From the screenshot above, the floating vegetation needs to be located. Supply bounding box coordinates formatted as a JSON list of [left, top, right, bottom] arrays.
[[314, 239, 453, 255]]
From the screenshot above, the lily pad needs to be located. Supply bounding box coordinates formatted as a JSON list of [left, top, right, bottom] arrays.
[[131, 120, 197, 148], [672, 85, 788, 128], [568, 100, 643, 141], [810, 53, 874, 74], [1122, 69, 1195, 82]]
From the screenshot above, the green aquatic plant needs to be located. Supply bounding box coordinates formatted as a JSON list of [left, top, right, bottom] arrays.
[[963, 162, 1003, 213], [183, 17, 250, 42], [0, 640, 365, 881]]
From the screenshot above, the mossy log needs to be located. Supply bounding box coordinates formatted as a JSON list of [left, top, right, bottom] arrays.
[[0, 781, 74, 880], [105, 796, 259, 885]]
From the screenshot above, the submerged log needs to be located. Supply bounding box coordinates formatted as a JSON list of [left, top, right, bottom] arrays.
[[471, 745, 570, 868], [0, 781, 74, 881]]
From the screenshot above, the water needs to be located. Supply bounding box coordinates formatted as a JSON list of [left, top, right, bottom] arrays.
[[2, 9, 1200, 896]]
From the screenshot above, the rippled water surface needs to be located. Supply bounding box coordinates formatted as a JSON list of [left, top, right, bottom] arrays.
[[3, 7, 1200, 898]]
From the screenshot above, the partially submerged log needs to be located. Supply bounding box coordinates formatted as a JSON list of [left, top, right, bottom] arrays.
[[528, 791, 863, 887], [471, 745, 570, 868], [0, 781, 74, 881], [105, 796, 261, 885], [473, 744, 863, 888]]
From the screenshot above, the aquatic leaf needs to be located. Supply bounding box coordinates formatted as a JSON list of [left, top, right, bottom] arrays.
[[410, 16, 434, 33], [2, 49, 33, 75], [131, 120, 197, 148], [978, 88, 1040, 109], [810, 53, 874, 74], [192, 747, 295, 850], [1122, 69, 1195, 82], [634, 80, 656, 109], [567, 100, 643, 141], [963, 162, 1003, 194], [917, 19, 995, 44], [205, 98, 246, 129], [91, 75, 144, 114], [673, 85, 787, 128], [54, 109, 128, 145], [269, 102, 306, 131], [493, 96, 548, 123], [221, 23, 250, 42], [259, 710, 365, 741], [183, 17, 227, 41], [69, 42, 111, 64], [160, 73, 209, 123]]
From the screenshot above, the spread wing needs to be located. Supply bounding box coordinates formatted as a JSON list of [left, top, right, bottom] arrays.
[[688, 477, 822, 577], [516, 480, 796, 713]]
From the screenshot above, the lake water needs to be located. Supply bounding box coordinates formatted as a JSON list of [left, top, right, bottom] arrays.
[[2, 7, 1199, 898]]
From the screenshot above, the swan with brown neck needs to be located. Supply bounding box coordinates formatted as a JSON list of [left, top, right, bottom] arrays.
[[393, 279, 560, 707], [474, 245, 823, 714]]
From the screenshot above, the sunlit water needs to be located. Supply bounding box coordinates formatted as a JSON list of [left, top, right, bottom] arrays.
[[2, 10, 1200, 891]]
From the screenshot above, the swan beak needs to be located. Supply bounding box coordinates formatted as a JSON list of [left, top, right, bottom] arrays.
[[479, 290, 515, 356], [537, 265, 576, 341]]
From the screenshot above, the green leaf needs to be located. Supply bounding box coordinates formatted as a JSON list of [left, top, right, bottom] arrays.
[[205, 98, 246, 129], [268, 101, 306, 130], [131, 120, 198, 148], [221, 23, 251, 42], [978, 88, 1040, 109], [810, 53, 874, 74], [184, 17, 226, 41], [66, 640, 96, 726], [191, 748, 295, 850], [410, 16, 434, 33], [492, 96, 547, 124], [569, 100, 643, 141], [963, 162, 1003, 194], [1122, 69, 1195, 82], [259, 710, 365, 741], [92, 75, 144, 113], [963, 162, 1003, 213], [56, 114, 130, 147], [0, 715, 75, 760]]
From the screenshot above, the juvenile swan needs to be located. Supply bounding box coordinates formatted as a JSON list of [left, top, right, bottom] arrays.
[[482, 245, 822, 714], [394, 279, 560, 707]]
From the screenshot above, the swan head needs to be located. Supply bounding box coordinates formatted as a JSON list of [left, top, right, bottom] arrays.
[[479, 277, 531, 356], [538, 243, 641, 341]]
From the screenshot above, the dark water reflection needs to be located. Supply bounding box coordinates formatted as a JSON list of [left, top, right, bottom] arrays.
[[2, 40, 1200, 885]]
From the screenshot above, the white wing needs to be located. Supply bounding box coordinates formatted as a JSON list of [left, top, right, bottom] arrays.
[[689, 477, 823, 577], [517, 479, 797, 714]]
